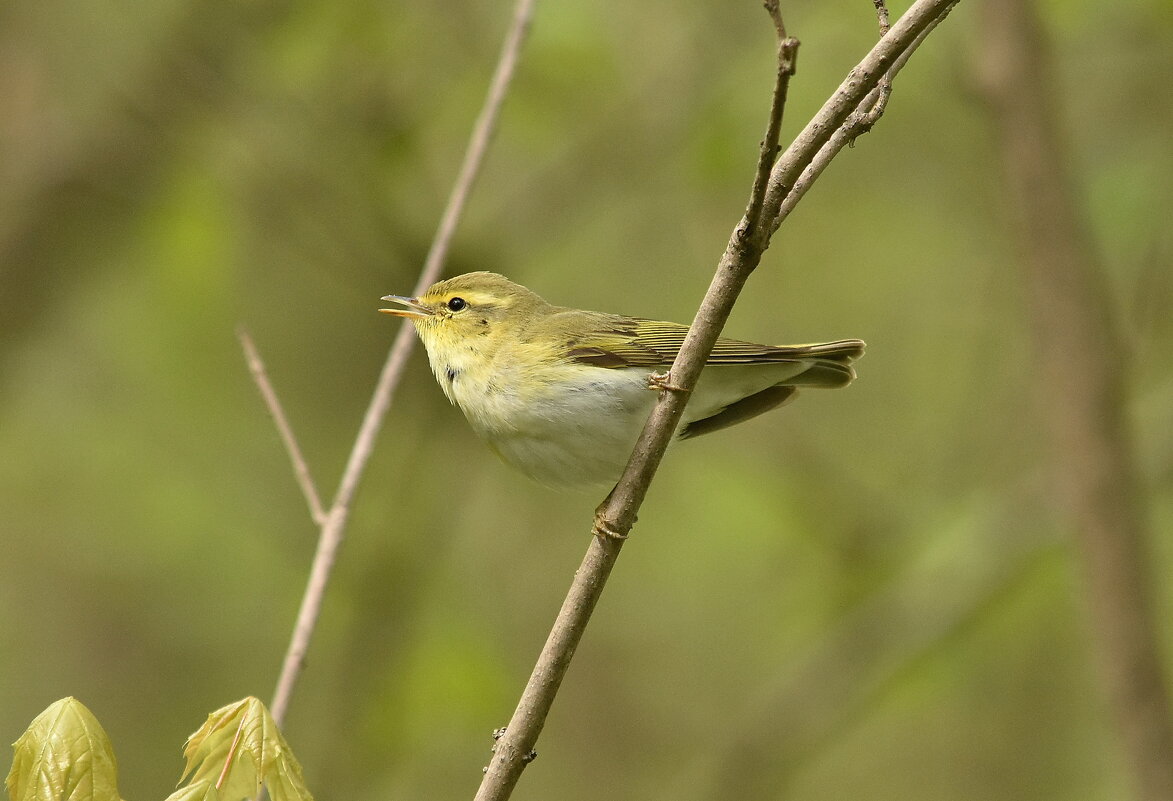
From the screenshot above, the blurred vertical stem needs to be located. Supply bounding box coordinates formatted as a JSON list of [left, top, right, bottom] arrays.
[[474, 0, 958, 798], [266, 0, 536, 727], [977, 1, 1173, 799]]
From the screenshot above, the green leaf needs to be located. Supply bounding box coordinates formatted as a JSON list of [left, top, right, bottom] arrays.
[[180, 698, 312, 801], [6, 697, 121, 801]]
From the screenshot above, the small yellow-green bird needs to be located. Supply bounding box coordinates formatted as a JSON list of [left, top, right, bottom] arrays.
[[381, 272, 863, 489]]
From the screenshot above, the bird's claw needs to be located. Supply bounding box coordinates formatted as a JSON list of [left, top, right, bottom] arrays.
[[591, 515, 628, 542], [648, 371, 687, 393]]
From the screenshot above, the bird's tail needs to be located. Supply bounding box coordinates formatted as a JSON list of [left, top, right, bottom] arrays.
[[778, 338, 865, 388]]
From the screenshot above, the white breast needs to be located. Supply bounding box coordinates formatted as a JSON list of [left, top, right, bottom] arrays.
[[424, 338, 800, 488], [458, 364, 655, 488]]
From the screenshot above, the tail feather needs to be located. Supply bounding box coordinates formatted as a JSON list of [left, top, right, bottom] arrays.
[[774, 338, 866, 362], [786, 359, 856, 388], [679, 339, 865, 439]]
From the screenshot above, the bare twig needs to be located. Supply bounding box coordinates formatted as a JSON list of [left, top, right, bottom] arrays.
[[776, 12, 948, 226], [239, 328, 327, 527], [759, 0, 956, 240], [977, 0, 1173, 797], [873, 0, 891, 35], [853, 0, 894, 137], [265, 0, 536, 728], [765, 0, 788, 39], [743, 4, 799, 238], [474, 1, 958, 798]]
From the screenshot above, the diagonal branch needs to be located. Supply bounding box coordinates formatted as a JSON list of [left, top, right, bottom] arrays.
[[759, 0, 957, 241], [773, 6, 950, 228], [239, 327, 327, 527], [263, 0, 537, 728], [474, 0, 959, 798]]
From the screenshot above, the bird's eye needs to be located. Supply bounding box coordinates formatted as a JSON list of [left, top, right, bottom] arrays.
[[447, 297, 467, 312]]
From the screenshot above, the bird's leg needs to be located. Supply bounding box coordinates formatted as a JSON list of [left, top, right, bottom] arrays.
[[648, 370, 687, 393], [591, 486, 629, 542]]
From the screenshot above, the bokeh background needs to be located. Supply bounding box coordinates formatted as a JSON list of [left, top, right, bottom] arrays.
[[2, 0, 1170, 799]]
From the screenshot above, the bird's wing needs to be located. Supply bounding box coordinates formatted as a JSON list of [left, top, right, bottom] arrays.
[[557, 314, 864, 370]]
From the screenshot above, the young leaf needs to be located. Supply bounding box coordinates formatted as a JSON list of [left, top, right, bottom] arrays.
[[6, 697, 121, 801], [180, 698, 312, 801], [162, 779, 218, 801]]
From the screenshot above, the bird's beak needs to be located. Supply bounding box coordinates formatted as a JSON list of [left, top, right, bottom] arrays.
[[379, 295, 432, 319]]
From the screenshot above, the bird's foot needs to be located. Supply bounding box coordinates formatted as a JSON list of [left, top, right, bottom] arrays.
[[591, 515, 629, 542], [592, 487, 632, 542], [647, 370, 687, 393]]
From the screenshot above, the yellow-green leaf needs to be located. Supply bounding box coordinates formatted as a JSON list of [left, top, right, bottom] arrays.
[[6, 697, 120, 801], [162, 779, 218, 801], [180, 698, 312, 801]]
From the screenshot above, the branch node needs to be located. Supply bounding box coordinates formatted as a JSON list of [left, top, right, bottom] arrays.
[[780, 37, 800, 75]]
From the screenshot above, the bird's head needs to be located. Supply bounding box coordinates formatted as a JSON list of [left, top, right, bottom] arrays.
[[380, 271, 551, 363]]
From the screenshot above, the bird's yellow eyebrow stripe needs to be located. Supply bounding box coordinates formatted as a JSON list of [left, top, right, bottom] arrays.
[[426, 290, 509, 307]]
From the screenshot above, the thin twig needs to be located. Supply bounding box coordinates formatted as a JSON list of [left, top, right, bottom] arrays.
[[764, 0, 787, 39], [854, 0, 894, 136], [473, 1, 959, 798], [266, 0, 536, 728], [873, 0, 891, 36], [760, 0, 956, 239], [775, 11, 949, 226], [742, 5, 799, 239], [239, 327, 327, 526]]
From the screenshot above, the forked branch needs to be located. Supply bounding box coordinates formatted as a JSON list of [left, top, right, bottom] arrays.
[[474, 1, 959, 799], [254, 0, 537, 728]]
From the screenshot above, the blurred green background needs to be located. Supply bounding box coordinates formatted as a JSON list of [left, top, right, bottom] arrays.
[[2, 0, 1170, 799]]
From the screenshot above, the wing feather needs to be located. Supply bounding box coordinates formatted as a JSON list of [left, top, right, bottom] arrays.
[[556, 314, 864, 369]]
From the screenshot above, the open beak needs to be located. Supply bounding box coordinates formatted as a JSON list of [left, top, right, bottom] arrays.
[[379, 295, 432, 320]]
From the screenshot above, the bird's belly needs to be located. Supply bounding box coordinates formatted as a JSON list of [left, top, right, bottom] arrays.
[[454, 368, 655, 489]]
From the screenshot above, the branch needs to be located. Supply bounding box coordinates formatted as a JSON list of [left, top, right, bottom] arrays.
[[976, 0, 1173, 798], [264, 0, 536, 728], [759, 0, 957, 241], [774, 9, 947, 227], [743, 2, 798, 234], [474, 1, 959, 797], [853, 0, 894, 137], [239, 328, 327, 527]]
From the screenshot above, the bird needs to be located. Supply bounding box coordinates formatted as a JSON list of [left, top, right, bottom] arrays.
[[381, 272, 863, 490]]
